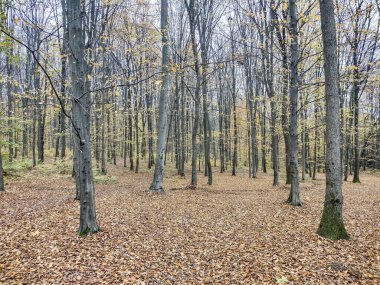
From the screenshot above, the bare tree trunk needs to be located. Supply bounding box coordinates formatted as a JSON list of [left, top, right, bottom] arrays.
[[68, 0, 98, 235], [0, 146, 4, 192], [6, 53, 14, 163], [101, 90, 107, 175], [185, 0, 201, 187], [60, 0, 68, 159], [317, 0, 349, 240], [287, 0, 301, 206], [149, 0, 171, 192], [147, 84, 154, 169], [134, 91, 140, 173], [352, 56, 360, 183], [218, 71, 225, 173], [231, 27, 238, 176]]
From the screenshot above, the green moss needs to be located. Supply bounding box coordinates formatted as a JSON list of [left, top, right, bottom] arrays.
[[352, 177, 360, 183], [317, 208, 349, 240], [79, 226, 101, 237]]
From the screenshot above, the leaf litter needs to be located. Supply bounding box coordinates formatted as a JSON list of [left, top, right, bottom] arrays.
[[0, 163, 379, 284]]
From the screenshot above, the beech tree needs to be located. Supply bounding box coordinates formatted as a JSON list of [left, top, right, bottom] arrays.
[[317, 0, 349, 240], [287, 0, 302, 206], [0, 146, 4, 192], [67, 0, 99, 235], [149, 0, 171, 192]]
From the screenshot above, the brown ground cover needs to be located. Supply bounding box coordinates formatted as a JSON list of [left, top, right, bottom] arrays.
[[0, 162, 379, 284]]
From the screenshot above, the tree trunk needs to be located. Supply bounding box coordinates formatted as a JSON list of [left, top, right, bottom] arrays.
[[149, 0, 171, 192], [231, 31, 238, 176], [6, 54, 14, 163], [68, 0, 98, 235], [0, 146, 4, 192], [287, 0, 301, 206], [317, 0, 349, 240], [352, 55, 360, 183]]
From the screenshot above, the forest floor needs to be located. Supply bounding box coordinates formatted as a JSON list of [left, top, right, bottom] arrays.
[[0, 159, 379, 284]]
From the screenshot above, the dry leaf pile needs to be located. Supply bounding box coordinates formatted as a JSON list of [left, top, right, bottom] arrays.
[[0, 163, 379, 284]]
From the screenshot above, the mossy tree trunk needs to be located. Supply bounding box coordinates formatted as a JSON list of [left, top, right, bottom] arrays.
[[317, 0, 349, 240]]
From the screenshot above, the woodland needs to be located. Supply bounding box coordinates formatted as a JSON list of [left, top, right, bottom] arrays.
[[0, 0, 379, 284]]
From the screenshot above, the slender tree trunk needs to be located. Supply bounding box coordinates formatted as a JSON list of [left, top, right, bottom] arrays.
[[147, 85, 154, 169], [261, 97, 267, 173], [60, 60, 67, 159], [134, 91, 140, 173], [202, 57, 212, 185], [32, 98, 37, 167], [112, 93, 117, 166], [128, 88, 134, 171], [6, 55, 14, 163], [59, 0, 68, 159], [218, 72, 225, 173], [101, 89, 107, 175], [149, 0, 171, 192], [231, 32, 238, 176], [185, 0, 201, 187], [0, 146, 4, 192], [317, 0, 349, 240], [352, 57, 360, 183]]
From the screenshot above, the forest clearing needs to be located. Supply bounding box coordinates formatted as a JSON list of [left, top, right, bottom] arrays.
[[0, 160, 379, 284]]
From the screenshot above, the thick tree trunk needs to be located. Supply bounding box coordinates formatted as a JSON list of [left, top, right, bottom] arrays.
[[149, 0, 171, 192], [317, 0, 349, 240], [287, 0, 301, 206], [68, 0, 98, 235]]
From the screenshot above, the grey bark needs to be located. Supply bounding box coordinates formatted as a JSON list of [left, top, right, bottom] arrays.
[[0, 146, 4, 192], [317, 0, 349, 240], [287, 0, 301, 206], [185, 0, 201, 187], [68, 0, 99, 235], [149, 0, 171, 192]]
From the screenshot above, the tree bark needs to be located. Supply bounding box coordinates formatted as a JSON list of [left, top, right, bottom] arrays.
[[68, 0, 98, 235], [149, 0, 171, 192], [317, 0, 349, 240], [287, 0, 301, 206], [0, 146, 4, 192]]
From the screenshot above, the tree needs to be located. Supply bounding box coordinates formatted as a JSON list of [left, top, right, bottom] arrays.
[[287, 0, 301, 206], [317, 0, 349, 240], [0, 145, 4, 192], [149, 0, 171, 192], [185, 0, 201, 188], [67, 0, 99, 235]]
